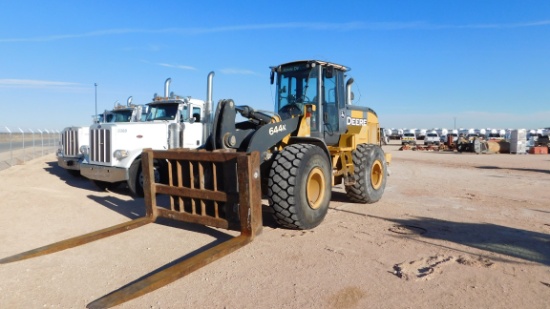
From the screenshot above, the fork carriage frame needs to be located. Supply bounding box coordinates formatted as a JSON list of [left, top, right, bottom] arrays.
[[1, 148, 263, 308]]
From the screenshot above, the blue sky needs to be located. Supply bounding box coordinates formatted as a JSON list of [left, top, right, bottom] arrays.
[[1, 0, 549, 131]]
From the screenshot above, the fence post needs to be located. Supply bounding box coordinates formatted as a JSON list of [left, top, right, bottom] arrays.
[[38, 129, 44, 156], [18, 128, 25, 163], [5, 127, 12, 165], [29, 129, 35, 159]]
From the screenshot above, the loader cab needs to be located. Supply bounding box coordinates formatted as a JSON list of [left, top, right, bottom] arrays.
[[272, 60, 347, 145]]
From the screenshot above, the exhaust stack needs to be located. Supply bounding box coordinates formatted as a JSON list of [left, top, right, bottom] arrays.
[[346, 78, 354, 105], [164, 78, 172, 98], [204, 71, 215, 142]]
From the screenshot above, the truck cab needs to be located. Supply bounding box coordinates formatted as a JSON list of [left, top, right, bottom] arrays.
[[57, 97, 144, 176], [80, 73, 214, 196]]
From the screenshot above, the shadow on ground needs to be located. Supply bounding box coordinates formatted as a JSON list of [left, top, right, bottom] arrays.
[[44, 161, 142, 196], [477, 165, 550, 175], [372, 215, 550, 266]]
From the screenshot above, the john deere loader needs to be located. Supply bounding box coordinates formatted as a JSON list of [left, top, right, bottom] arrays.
[[204, 59, 391, 229]]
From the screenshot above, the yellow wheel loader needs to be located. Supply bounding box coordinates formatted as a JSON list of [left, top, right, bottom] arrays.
[[204, 59, 391, 229]]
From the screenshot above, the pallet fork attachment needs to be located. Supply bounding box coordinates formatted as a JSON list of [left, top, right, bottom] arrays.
[[0, 149, 263, 308]]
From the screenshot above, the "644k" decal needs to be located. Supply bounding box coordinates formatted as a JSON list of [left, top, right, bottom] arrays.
[[269, 124, 287, 135]]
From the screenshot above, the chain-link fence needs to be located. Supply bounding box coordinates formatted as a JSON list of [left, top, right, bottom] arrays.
[[0, 127, 60, 171]]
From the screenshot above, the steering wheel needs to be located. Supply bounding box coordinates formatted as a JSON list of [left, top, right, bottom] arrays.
[[278, 104, 303, 118], [295, 94, 311, 103]]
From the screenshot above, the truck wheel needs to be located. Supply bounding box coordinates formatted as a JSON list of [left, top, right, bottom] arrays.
[[346, 144, 387, 203], [128, 158, 164, 197], [92, 180, 120, 191], [268, 144, 331, 230]]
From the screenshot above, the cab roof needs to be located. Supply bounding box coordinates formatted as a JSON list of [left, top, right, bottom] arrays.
[[272, 60, 350, 72]]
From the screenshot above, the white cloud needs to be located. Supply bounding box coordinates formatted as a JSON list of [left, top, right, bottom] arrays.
[[0, 79, 81, 88], [220, 68, 257, 75], [157, 63, 197, 70], [2, 20, 549, 43]]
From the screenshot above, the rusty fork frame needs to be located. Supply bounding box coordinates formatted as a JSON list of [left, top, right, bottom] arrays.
[[0, 149, 262, 308]]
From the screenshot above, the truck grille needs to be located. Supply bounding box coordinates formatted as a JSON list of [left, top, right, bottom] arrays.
[[62, 129, 79, 157], [90, 128, 111, 163]]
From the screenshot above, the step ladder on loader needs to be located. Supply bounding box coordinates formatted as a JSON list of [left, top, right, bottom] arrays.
[[0, 148, 263, 308]]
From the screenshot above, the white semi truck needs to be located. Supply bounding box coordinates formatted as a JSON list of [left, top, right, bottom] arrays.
[[57, 97, 146, 176], [80, 72, 215, 197]]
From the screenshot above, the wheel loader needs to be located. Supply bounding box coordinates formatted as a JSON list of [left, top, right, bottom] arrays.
[[203, 59, 391, 229]]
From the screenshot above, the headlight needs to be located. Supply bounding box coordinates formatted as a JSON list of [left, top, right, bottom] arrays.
[[80, 145, 90, 156], [113, 149, 129, 160]]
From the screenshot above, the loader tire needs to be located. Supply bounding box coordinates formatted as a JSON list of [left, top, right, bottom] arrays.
[[268, 144, 331, 230], [128, 158, 165, 197], [346, 144, 387, 203]]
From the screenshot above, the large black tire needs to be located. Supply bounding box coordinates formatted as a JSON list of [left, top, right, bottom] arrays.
[[128, 158, 165, 197], [268, 144, 331, 230], [346, 144, 387, 203]]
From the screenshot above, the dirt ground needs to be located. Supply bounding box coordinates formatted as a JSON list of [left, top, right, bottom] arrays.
[[1, 141, 549, 309]]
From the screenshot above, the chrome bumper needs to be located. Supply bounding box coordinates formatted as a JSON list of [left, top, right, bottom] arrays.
[[80, 163, 128, 183], [57, 156, 82, 171]]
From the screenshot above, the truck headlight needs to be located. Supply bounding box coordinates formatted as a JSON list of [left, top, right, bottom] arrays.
[[114, 149, 129, 160], [80, 145, 90, 156]]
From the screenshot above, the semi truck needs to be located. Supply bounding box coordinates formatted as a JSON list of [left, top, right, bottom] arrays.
[[57, 97, 146, 176], [80, 72, 214, 196]]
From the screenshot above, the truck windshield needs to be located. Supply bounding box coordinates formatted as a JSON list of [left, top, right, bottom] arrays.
[[275, 64, 318, 119], [146, 103, 179, 121], [110, 110, 133, 122], [104, 113, 114, 123]]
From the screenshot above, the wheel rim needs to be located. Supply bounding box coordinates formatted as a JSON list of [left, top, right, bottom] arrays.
[[307, 167, 326, 210], [371, 160, 383, 190]]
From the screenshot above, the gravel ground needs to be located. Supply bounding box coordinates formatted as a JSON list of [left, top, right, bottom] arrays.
[[0, 142, 549, 309]]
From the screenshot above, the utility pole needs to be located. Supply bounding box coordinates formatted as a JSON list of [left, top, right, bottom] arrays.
[[94, 83, 98, 123]]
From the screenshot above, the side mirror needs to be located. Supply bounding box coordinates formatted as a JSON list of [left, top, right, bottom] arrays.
[[270, 71, 275, 84]]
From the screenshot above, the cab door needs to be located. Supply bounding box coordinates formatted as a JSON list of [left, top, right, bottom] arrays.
[[182, 104, 204, 148], [323, 68, 345, 146]]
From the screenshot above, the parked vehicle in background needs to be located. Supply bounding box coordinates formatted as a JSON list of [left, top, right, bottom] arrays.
[[401, 130, 417, 145], [380, 128, 390, 145], [389, 128, 403, 140], [424, 130, 440, 146]]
